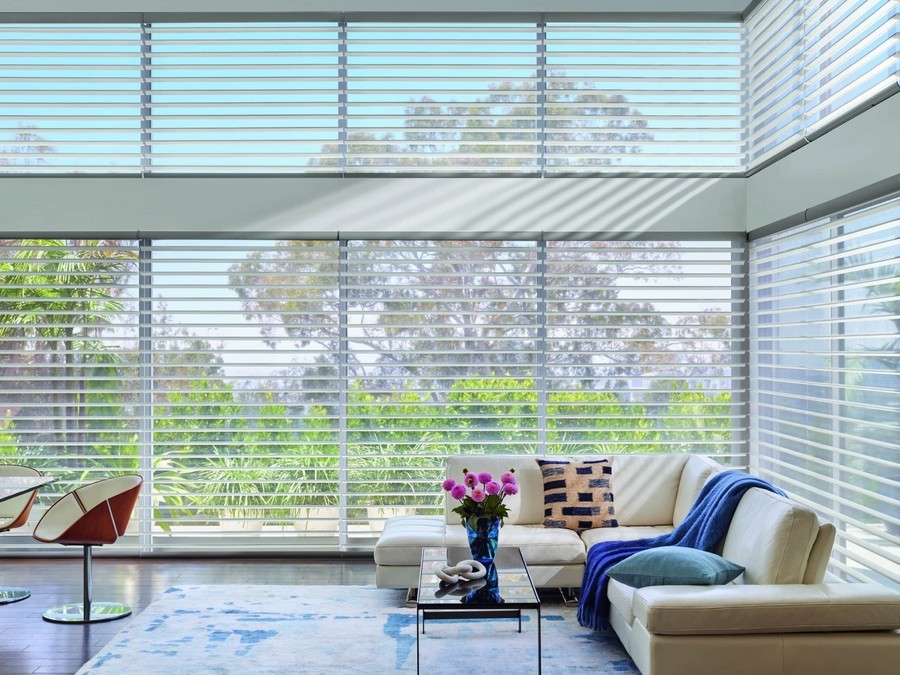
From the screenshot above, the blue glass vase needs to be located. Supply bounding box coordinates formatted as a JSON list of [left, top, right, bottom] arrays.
[[462, 562, 502, 605], [465, 516, 500, 566]]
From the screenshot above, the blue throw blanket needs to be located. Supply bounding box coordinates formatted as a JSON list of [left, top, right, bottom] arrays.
[[577, 470, 787, 631]]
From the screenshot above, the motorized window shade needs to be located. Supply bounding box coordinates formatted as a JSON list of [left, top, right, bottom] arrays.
[[1, 13, 895, 176], [0, 24, 142, 173], [749, 195, 900, 587], [746, 0, 900, 168], [545, 240, 747, 462], [543, 22, 745, 173], [745, 0, 806, 166], [145, 23, 341, 174], [149, 240, 342, 551], [801, 0, 899, 135], [344, 23, 540, 173], [0, 237, 755, 553], [0, 239, 141, 550], [0, 17, 750, 176], [342, 240, 542, 534]]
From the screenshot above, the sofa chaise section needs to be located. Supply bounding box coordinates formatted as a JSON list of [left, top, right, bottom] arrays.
[[624, 583, 900, 675]]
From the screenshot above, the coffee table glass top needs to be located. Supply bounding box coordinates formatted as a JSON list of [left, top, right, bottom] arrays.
[[0, 476, 55, 503], [418, 546, 540, 609]]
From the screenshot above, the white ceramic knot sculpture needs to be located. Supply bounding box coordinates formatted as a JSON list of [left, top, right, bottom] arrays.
[[434, 577, 486, 598], [435, 559, 487, 585]]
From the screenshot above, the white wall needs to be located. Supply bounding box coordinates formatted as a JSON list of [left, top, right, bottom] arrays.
[[2, 86, 895, 240], [0, 176, 746, 240], [746, 95, 900, 234]]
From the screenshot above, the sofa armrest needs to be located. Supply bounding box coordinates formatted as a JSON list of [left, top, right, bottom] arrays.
[[631, 583, 900, 635]]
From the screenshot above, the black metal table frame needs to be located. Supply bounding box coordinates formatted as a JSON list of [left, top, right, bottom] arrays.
[[415, 547, 541, 674]]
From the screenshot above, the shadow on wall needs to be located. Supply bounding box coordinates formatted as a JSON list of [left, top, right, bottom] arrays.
[[0, 174, 746, 241]]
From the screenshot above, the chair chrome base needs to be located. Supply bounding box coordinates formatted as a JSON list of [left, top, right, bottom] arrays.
[[0, 587, 30, 605], [42, 602, 133, 624], [42, 544, 133, 623]]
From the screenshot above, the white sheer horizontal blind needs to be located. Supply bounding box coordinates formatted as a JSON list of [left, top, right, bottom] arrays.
[[0, 238, 746, 553], [345, 23, 540, 173], [343, 241, 542, 532], [0, 18, 749, 175], [746, 0, 900, 168], [0, 24, 142, 173], [543, 23, 745, 173], [745, 0, 806, 166], [0, 239, 142, 551], [545, 241, 746, 463], [750, 196, 900, 587], [1, 13, 897, 175], [802, 0, 899, 135], [149, 241, 342, 551], [146, 23, 342, 173]]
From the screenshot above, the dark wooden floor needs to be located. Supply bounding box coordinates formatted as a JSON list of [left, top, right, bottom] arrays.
[[0, 556, 377, 675]]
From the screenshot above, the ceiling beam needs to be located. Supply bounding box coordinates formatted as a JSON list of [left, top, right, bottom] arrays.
[[0, 0, 751, 21]]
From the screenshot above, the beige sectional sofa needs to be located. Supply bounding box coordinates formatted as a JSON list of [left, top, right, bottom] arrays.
[[374, 454, 900, 675]]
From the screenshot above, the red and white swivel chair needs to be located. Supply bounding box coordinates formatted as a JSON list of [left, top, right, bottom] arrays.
[[33, 475, 142, 623], [0, 464, 43, 604]]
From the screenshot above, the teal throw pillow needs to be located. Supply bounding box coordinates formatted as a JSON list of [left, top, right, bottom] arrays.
[[607, 546, 744, 588]]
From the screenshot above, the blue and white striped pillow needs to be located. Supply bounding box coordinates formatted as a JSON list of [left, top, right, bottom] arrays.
[[536, 458, 618, 531]]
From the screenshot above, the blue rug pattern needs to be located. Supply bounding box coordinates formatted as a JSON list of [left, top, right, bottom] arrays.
[[77, 585, 638, 674]]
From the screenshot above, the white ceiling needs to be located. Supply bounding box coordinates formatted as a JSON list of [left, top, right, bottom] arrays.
[[3, 1, 756, 18]]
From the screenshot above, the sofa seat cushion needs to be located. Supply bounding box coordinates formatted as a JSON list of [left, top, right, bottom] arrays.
[[632, 583, 900, 635], [582, 525, 674, 549], [608, 578, 637, 627], [373, 516, 447, 566], [446, 523, 586, 565]]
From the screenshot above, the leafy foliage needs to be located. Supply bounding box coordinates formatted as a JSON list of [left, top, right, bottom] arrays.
[[0, 239, 739, 532]]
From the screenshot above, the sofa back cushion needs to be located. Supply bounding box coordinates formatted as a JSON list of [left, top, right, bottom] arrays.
[[611, 454, 689, 526], [720, 487, 820, 584], [672, 455, 721, 526], [445, 453, 698, 526], [803, 521, 836, 583]]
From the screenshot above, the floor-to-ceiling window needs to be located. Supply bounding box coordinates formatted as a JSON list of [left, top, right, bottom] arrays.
[[0, 237, 743, 553], [0, 239, 141, 483], [750, 194, 900, 588]]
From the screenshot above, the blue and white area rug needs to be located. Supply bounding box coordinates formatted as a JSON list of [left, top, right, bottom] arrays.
[[77, 585, 638, 674]]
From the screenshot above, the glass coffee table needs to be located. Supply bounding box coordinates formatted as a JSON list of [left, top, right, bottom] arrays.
[[416, 546, 542, 673]]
